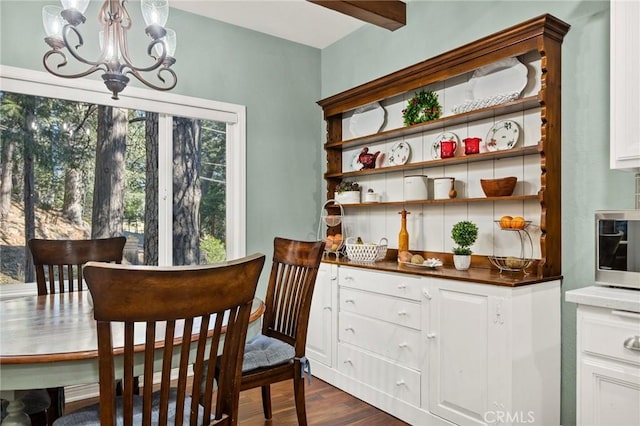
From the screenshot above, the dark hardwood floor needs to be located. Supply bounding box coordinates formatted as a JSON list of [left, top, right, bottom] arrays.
[[65, 377, 409, 425]]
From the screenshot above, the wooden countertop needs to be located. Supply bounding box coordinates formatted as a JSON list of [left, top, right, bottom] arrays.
[[322, 256, 562, 287]]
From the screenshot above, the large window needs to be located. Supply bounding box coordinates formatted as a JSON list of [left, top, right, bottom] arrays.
[[0, 65, 246, 284]]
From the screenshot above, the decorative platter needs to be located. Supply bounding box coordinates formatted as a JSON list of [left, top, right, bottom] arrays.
[[469, 57, 528, 102], [349, 102, 385, 138], [388, 141, 411, 166], [431, 131, 459, 159], [485, 120, 520, 152], [400, 258, 443, 269]]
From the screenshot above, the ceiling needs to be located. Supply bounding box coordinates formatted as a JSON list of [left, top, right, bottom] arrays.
[[170, 0, 367, 49]]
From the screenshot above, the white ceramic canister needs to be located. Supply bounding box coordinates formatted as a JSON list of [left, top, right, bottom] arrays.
[[433, 177, 455, 200], [404, 175, 429, 200]]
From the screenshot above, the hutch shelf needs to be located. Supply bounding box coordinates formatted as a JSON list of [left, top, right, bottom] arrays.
[[317, 14, 570, 278]]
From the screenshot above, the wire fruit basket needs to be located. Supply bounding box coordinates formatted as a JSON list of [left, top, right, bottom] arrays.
[[489, 220, 534, 273], [317, 200, 346, 258], [488, 255, 534, 272], [345, 237, 388, 263]]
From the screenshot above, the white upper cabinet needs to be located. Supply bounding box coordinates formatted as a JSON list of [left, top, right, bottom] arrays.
[[610, 0, 640, 171]]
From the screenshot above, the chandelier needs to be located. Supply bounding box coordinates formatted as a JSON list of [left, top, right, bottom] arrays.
[[42, 0, 177, 100]]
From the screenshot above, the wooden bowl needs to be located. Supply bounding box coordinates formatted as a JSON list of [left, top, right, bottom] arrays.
[[480, 177, 517, 197]]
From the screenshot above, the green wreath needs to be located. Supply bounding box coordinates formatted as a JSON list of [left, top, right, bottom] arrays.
[[402, 90, 442, 126]]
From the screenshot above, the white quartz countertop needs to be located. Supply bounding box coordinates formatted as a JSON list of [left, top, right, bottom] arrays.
[[566, 285, 640, 313]]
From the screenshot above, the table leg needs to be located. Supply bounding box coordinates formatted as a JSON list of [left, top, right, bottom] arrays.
[[1, 399, 30, 426]]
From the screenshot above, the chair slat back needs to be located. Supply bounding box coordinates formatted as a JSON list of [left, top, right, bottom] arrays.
[[28, 237, 126, 295], [262, 238, 325, 355], [84, 253, 265, 426]]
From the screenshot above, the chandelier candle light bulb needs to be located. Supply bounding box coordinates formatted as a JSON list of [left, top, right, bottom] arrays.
[[42, 0, 177, 100], [42, 5, 65, 47]]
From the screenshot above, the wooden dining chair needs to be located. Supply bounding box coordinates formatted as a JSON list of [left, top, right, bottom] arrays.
[[52, 253, 266, 426], [235, 237, 325, 426], [29, 236, 127, 295], [28, 236, 126, 425]]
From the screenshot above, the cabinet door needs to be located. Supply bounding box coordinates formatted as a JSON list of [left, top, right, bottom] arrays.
[[610, 0, 640, 171], [428, 281, 507, 425], [579, 357, 640, 426], [306, 263, 336, 367]]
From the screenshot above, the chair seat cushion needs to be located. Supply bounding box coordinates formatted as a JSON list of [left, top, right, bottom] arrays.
[[242, 334, 295, 372], [52, 389, 206, 425]]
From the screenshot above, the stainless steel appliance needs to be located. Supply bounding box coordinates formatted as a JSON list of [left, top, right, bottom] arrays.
[[595, 210, 640, 289]]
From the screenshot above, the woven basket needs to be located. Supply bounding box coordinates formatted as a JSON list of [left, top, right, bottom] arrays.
[[345, 237, 388, 263]]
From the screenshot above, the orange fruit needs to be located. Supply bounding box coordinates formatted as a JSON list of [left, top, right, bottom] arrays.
[[511, 216, 526, 229], [500, 215, 513, 229]]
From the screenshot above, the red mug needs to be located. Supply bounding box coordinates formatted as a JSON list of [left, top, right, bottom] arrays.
[[440, 140, 457, 158], [463, 137, 481, 155]]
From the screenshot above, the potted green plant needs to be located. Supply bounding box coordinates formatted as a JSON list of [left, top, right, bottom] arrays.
[[334, 181, 361, 204], [451, 220, 479, 270]]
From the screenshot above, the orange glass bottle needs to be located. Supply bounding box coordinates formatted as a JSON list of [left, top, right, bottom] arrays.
[[398, 209, 410, 252]]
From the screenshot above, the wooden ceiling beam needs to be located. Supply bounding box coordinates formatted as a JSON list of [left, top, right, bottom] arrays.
[[308, 1, 406, 31]]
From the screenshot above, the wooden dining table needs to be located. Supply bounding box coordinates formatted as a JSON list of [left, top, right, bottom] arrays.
[[0, 291, 265, 425]]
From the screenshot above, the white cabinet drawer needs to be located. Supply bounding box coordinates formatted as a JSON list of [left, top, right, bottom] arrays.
[[340, 287, 421, 330], [337, 342, 421, 407], [579, 307, 640, 366], [339, 311, 421, 370], [339, 266, 422, 301]]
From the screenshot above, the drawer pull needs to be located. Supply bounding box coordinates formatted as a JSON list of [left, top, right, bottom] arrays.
[[344, 275, 354, 281], [344, 326, 354, 332], [612, 310, 640, 320], [398, 342, 408, 348], [426, 333, 436, 339], [397, 284, 407, 290], [423, 289, 432, 300], [331, 276, 338, 281], [343, 359, 353, 365], [397, 310, 407, 316], [345, 299, 355, 304], [395, 380, 406, 387], [624, 336, 640, 351]]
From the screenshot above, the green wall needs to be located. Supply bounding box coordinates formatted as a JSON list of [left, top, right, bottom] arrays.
[[2, 1, 637, 424], [0, 0, 324, 297], [320, 1, 636, 425]]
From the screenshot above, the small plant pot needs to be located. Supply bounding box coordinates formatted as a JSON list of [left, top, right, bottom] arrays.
[[335, 191, 360, 204], [453, 254, 471, 270]]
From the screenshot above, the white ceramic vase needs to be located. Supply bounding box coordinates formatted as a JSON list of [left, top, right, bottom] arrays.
[[453, 254, 471, 271]]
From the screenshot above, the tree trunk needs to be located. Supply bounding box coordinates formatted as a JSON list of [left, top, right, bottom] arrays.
[[0, 136, 15, 222], [23, 107, 36, 282], [62, 169, 84, 225], [92, 106, 126, 239], [144, 112, 159, 265], [173, 117, 201, 265]]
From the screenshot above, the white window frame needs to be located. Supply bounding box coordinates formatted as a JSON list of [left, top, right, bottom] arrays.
[[0, 65, 246, 264]]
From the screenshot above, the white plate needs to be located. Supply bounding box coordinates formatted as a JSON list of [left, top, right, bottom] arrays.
[[431, 132, 460, 159], [469, 57, 528, 101], [400, 258, 443, 268], [388, 141, 411, 166], [485, 120, 520, 151], [349, 102, 385, 137], [351, 152, 364, 171]]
